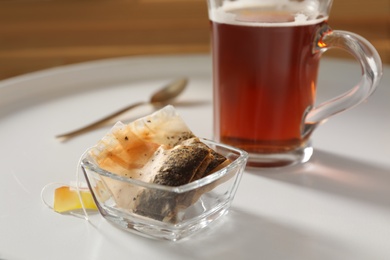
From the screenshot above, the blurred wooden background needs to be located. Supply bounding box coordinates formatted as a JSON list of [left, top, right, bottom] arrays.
[[0, 0, 389, 80]]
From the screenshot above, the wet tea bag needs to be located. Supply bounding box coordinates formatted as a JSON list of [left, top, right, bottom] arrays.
[[88, 105, 230, 222]]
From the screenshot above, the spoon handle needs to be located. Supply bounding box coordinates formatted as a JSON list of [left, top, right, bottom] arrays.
[[56, 101, 146, 140]]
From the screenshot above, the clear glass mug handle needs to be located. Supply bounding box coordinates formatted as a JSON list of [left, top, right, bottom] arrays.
[[303, 24, 383, 135]]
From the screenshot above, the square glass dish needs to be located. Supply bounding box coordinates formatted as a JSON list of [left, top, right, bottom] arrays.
[[81, 138, 248, 241]]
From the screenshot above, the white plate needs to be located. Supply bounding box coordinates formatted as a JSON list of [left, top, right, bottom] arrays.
[[1, 54, 389, 260]]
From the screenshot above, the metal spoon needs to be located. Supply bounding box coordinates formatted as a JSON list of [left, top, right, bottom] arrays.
[[56, 77, 188, 140]]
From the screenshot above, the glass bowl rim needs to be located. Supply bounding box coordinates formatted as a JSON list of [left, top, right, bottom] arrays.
[[81, 138, 248, 193]]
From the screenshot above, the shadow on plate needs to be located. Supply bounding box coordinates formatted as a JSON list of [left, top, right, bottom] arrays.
[[245, 149, 390, 209], [164, 208, 367, 260]]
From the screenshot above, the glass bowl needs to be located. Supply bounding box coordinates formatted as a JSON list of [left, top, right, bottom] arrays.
[[80, 138, 248, 241]]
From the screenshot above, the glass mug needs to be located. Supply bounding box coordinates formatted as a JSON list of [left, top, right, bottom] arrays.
[[208, 0, 383, 167]]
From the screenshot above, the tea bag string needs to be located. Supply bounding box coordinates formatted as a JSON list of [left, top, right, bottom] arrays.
[[39, 182, 90, 220], [40, 182, 65, 210]]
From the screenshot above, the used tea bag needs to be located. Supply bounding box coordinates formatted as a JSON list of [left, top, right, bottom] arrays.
[[88, 105, 230, 222]]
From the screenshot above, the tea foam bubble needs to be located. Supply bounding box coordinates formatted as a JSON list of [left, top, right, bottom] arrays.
[[209, 0, 327, 26]]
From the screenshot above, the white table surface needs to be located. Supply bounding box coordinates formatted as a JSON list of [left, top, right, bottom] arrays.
[[0, 54, 389, 260]]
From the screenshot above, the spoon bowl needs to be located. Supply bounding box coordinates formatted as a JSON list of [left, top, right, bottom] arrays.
[[151, 78, 187, 103]]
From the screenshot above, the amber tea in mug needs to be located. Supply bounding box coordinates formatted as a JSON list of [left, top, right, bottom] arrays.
[[208, 0, 382, 167]]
